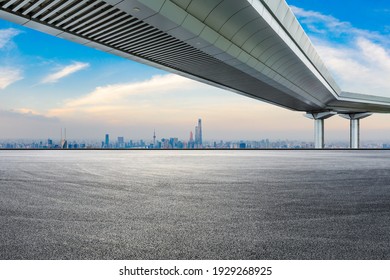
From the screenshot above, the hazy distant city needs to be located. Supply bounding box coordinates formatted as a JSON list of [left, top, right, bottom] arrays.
[[0, 118, 389, 149]]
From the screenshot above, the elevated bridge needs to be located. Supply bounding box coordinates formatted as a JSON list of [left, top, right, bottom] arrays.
[[1, 0, 389, 148]]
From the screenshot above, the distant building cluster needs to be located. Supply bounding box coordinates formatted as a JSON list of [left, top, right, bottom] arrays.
[[1, 138, 388, 150], [1, 139, 389, 150], [0, 118, 389, 149], [101, 118, 203, 149]]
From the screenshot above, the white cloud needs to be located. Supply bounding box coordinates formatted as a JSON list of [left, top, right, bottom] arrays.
[[0, 28, 20, 49], [315, 38, 390, 95], [42, 73, 323, 141], [14, 108, 43, 116], [48, 74, 207, 120], [47, 74, 296, 138], [291, 6, 390, 97], [41, 62, 89, 84], [0, 108, 59, 123], [0, 67, 23, 89], [64, 74, 192, 108], [291, 6, 350, 33], [291, 6, 389, 45], [0, 109, 60, 139]]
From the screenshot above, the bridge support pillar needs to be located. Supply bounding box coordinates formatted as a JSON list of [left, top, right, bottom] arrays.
[[314, 119, 324, 149], [339, 113, 372, 149], [305, 112, 336, 149]]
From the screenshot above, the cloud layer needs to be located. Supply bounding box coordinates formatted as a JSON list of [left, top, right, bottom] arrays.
[[291, 6, 389, 45], [0, 109, 60, 139], [41, 62, 89, 84], [48, 74, 225, 122], [0, 67, 22, 90], [46, 74, 311, 140], [291, 6, 390, 96], [0, 28, 22, 89], [0, 28, 20, 49]]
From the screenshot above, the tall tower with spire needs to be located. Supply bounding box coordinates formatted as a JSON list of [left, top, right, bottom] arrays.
[[198, 118, 202, 146], [153, 129, 156, 147], [194, 118, 202, 147]]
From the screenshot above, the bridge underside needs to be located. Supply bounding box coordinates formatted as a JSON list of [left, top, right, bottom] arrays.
[[1, 0, 389, 112]]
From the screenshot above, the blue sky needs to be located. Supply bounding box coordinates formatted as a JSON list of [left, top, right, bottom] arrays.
[[0, 1, 389, 142], [288, 0, 390, 34]]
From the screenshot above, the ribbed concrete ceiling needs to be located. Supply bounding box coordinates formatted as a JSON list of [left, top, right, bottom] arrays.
[[0, 0, 389, 113]]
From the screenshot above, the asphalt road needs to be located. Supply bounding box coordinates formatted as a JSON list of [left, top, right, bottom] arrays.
[[0, 150, 389, 259]]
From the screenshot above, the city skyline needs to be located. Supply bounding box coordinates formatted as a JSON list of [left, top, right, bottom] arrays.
[[2, 135, 390, 150], [3, 115, 390, 150], [0, 1, 389, 141]]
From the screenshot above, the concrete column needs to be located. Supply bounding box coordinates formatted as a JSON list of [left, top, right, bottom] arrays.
[[350, 119, 360, 149], [314, 119, 324, 149], [305, 112, 336, 149], [340, 113, 372, 149]]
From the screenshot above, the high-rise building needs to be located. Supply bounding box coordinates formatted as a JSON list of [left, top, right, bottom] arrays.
[[188, 131, 194, 149], [105, 134, 109, 148], [198, 118, 202, 145], [117, 136, 124, 148], [47, 139, 53, 148], [194, 118, 202, 147], [60, 128, 68, 149]]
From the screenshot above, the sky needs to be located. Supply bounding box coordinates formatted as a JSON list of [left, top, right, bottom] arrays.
[[0, 0, 389, 142]]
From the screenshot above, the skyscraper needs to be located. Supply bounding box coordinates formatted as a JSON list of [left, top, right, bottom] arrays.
[[194, 118, 202, 147], [198, 118, 202, 146], [105, 134, 109, 148], [117, 136, 124, 148], [60, 128, 68, 149], [47, 139, 53, 149], [188, 131, 194, 149], [195, 125, 198, 144]]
